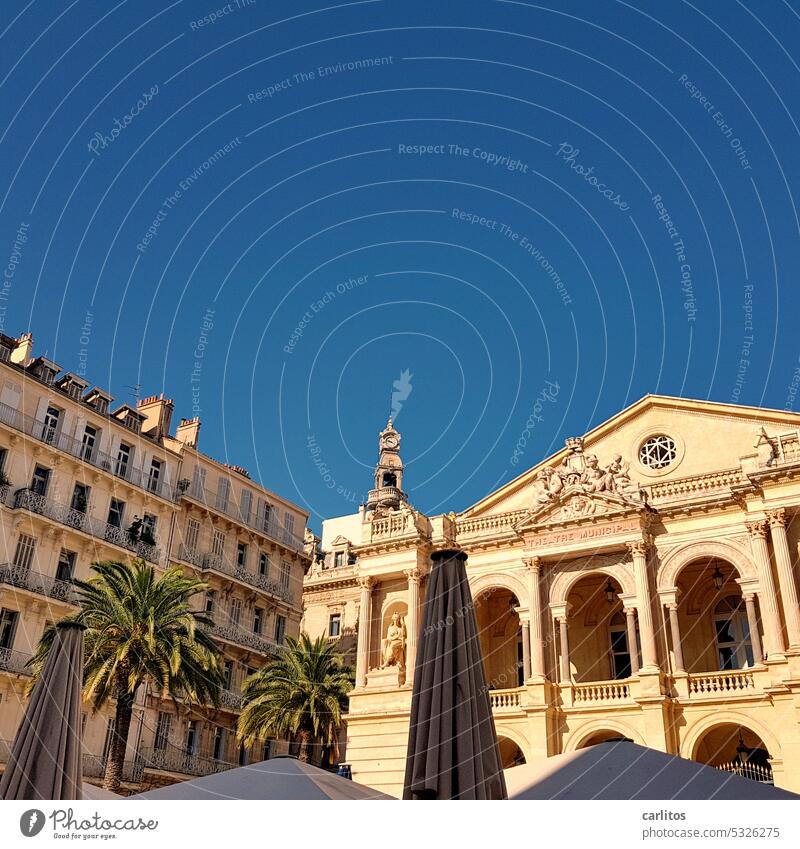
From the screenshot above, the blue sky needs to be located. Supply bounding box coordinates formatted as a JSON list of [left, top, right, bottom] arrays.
[[2, 0, 799, 529]]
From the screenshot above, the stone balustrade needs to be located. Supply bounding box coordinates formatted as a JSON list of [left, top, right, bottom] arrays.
[[489, 687, 523, 710], [572, 680, 632, 704], [687, 669, 756, 697]]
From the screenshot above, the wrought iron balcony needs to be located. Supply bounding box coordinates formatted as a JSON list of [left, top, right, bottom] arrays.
[[81, 753, 143, 783], [0, 563, 78, 605], [138, 746, 236, 777], [205, 620, 277, 655], [176, 482, 304, 552], [0, 647, 33, 676], [190, 549, 291, 602], [13, 489, 161, 563], [0, 399, 168, 498], [219, 688, 244, 711]]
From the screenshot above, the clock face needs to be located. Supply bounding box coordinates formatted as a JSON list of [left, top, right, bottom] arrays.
[[384, 435, 398, 449]]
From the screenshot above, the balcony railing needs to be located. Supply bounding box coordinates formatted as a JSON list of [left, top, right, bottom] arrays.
[[177, 482, 304, 552], [187, 549, 291, 602], [81, 753, 143, 783], [573, 680, 632, 704], [219, 688, 244, 711], [13, 489, 161, 563], [715, 760, 773, 785], [688, 669, 756, 697], [0, 399, 168, 498], [0, 647, 33, 676], [0, 563, 78, 605], [488, 687, 523, 710], [205, 620, 277, 655], [138, 746, 236, 778]]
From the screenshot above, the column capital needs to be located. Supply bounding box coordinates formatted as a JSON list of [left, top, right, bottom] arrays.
[[404, 567, 422, 584], [523, 555, 542, 573], [767, 507, 788, 529], [746, 519, 769, 539], [626, 539, 649, 558], [357, 575, 374, 591], [624, 605, 638, 617]]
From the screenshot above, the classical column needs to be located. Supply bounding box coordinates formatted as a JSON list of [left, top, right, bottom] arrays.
[[524, 556, 545, 678], [746, 520, 786, 658], [625, 607, 641, 675], [355, 576, 374, 687], [627, 540, 658, 671], [743, 593, 764, 664], [767, 509, 800, 650], [404, 568, 421, 683], [558, 617, 570, 683], [519, 616, 532, 680], [665, 603, 684, 674]]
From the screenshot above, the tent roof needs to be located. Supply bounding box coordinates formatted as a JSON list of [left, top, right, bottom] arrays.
[[132, 757, 391, 801], [504, 741, 797, 800]]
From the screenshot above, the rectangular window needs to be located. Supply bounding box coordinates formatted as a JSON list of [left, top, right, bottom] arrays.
[[147, 458, 162, 493], [258, 552, 269, 577], [230, 598, 242, 627], [41, 406, 61, 444], [239, 490, 252, 524], [236, 542, 248, 569], [223, 659, 233, 689], [275, 615, 286, 645], [253, 608, 263, 635], [280, 561, 290, 590], [329, 613, 341, 638], [216, 478, 230, 512], [191, 465, 207, 500], [13, 534, 36, 570], [154, 712, 172, 751], [0, 608, 19, 649], [0, 446, 7, 474], [257, 499, 271, 533], [185, 518, 200, 552], [334, 552, 344, 569], [56, 550, 75, 582], [70, 482, 89, 513], [284, 513, 295, 539], [81, 424, 98, 462], [107, 498, 125, 528], [31, 465, 50, 496], [185, 720, 198, 756], [115, 443, 131, 479], [212, 727, 226, 762], [102, 718, 116, 762], [141, 513, 157, 542], [212, 529, 225, 557], [205, 590, 216, 614]]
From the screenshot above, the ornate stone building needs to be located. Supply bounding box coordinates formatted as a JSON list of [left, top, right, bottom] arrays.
[[0, 331, 310, 791], [303, 397, 800, 797]]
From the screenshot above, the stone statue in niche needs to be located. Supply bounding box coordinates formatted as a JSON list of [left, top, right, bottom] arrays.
[[380, 613, 406, 671]]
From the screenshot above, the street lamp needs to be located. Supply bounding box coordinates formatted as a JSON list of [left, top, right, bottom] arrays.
[[604, 579, 615, 604], [712, 566, 724, 590]]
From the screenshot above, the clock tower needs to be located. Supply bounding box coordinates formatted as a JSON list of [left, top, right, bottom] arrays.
[[367, 417, 407, 511]]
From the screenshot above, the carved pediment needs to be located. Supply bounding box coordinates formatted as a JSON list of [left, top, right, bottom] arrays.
[[330, 535, 351, 547], [515, 484, 648, 532]]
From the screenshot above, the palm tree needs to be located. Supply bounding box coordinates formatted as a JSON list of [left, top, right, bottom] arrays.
[[237, 633, 353, 763], [30, 559, 222, 791]]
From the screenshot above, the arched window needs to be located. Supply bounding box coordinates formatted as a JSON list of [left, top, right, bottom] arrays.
[[714, 596, 754, 670], [382, 472, 397, 488], [609, 611, 633, 679]]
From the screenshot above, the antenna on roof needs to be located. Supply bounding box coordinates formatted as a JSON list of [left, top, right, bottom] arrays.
[[125, 384, 141, 401]]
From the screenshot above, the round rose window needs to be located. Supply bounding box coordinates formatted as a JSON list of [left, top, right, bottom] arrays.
[[639, 435, 677, 469]]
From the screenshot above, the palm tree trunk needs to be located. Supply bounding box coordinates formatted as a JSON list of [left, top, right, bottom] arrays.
[[103, 687, 136, 792], [298, 730, 313, 763]]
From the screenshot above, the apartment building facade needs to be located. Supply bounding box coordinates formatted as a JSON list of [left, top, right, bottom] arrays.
[[0, 331, 310, 791]]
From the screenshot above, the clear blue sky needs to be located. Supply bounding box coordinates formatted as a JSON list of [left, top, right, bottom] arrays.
[[2, 0, 799, 530]]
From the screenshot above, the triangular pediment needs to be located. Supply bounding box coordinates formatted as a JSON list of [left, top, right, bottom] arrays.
[[330, 535, 351, 547], [515, 484, 647, 532]]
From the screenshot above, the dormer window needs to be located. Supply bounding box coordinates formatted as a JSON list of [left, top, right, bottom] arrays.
[[95, 397, 108, 415], [83, 389, 113, 416], [56, 373, 89, 401]]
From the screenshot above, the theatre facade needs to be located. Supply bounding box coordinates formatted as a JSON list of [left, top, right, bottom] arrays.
[[302, 395, 800, 798]]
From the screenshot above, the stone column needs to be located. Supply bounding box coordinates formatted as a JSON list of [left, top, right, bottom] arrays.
[[665, 603, 685, 674], [746, 520, 786, 658], [355, 576, 374, 687], [524, 556, 545, 678], [625, 607, 641, 675], [519, 615, 532, 680], [767, 509, 800, 650], [743, 592, 764, 664], [404, 568, 421, 684], [558, 617, 570, 683], [627, 540, 658, 671]]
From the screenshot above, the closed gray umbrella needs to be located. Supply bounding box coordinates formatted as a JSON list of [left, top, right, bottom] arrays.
[[403, 549, 507, 799], [0, 621, 86, 801]]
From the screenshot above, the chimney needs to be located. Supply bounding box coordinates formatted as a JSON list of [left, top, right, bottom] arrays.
[[136, 393, 174, 440], [10, 332, 33, 365], [175, 416, 201, 448]]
